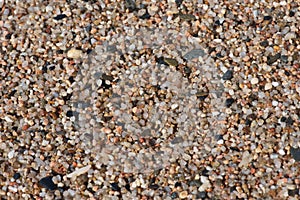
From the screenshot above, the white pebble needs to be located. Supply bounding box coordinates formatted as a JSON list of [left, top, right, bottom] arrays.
[[171, 104, 178, 110], [8, 150, 14, 159], [66, 165, 91, 179], [278, 149, 285, 155], [272, 82, 279, 87], [272, 100, 279, 106], [251, 77, 259, 85]]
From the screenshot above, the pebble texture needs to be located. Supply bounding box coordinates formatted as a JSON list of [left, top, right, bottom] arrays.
[[0, 0, 300, 199]]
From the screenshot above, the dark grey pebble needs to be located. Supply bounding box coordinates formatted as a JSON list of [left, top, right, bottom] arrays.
[[39, 176, 57, 190], [260, 40, 269, 47], [288, 188, 299, 197], [188, 180, 202, 187], [267, 53, 281, 65], [222, 70, 233, 80], [110, 182, 121, 191], [290, 147, 300, 161], [171, 136, 183, 144], [196, 191, 207, 199], [125, 0, 136, 12]]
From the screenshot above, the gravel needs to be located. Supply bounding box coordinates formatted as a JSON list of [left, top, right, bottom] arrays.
[[1, 0, 300, 199]]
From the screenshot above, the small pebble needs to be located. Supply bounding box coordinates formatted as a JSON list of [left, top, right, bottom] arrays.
[[67, 48, 82, 59], [179, 191, 188, 199], [39, 176, 57, 190], [251, 77, 259, 85], [222, 70, 233, 80], [264, 83, 273, 90], [290, 147, 300, 161]]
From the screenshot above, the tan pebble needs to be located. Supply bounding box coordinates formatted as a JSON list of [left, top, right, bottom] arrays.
[[67, 48, 82, 59], [179, 191, 188, 199], [264, 82, 272, 90]]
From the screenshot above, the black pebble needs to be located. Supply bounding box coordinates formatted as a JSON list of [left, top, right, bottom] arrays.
[[49, 65, 55, 71], [156, 56, 168, 65], [110, 182, 121, 191], [230, 147, 240, 151], [5, 33, 12, 39], [260, 40, 269, 47], [174, 182, 182, 188], [290, 147, 300, 161], [201, 168, 209, 176], [289, 11, 295, 17], [175, 0, 183, 7], [286, 116, 294, 126], [280, 116, 287, 122], [68, 76, 75, 84], [230, 186, 236, 192], [125, 183, 131, 192], [13, 172, 21, 180], [225, 98, 234, 107], [39, 176, 57, 190], [171, 192, 178, 199], [222, 70, 233, 80], [66, 110, 74, 117], [139, 10, 151, 20], [263, 15, 272, 21], [288, 188, 299, 196], [149, 184, 159, 190], [56, 49, 64, 54], [54, 14, 67, 20]]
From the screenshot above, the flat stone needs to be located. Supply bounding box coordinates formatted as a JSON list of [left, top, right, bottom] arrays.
[[183, 49, 205, 60], [179, 13, 196, 21], [163, 58, 178, 67]]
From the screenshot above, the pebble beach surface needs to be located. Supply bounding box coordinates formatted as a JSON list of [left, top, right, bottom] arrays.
[[1, 0, 300, 199]]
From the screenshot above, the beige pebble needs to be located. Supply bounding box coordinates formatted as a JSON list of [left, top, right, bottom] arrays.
[[179, 191, 188, 199], [67, 48, 82, 59], [264, 82, 272, 90]]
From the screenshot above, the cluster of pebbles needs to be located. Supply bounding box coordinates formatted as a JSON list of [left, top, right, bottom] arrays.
[[1, 0, 300, 199]]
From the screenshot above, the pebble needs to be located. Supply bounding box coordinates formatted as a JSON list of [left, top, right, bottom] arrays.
[[66, 165, 91, 179], [39, 176, 57, 190], [179, 191, 188, 199], [67, 48, 82, 59], [264, 82, 273, 90], [183, 49, 205, 60], [251, 77, 259, 85], [163, 58, 178, 67], [290, 147, 300, 161], [222, 70, 233, 80]]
